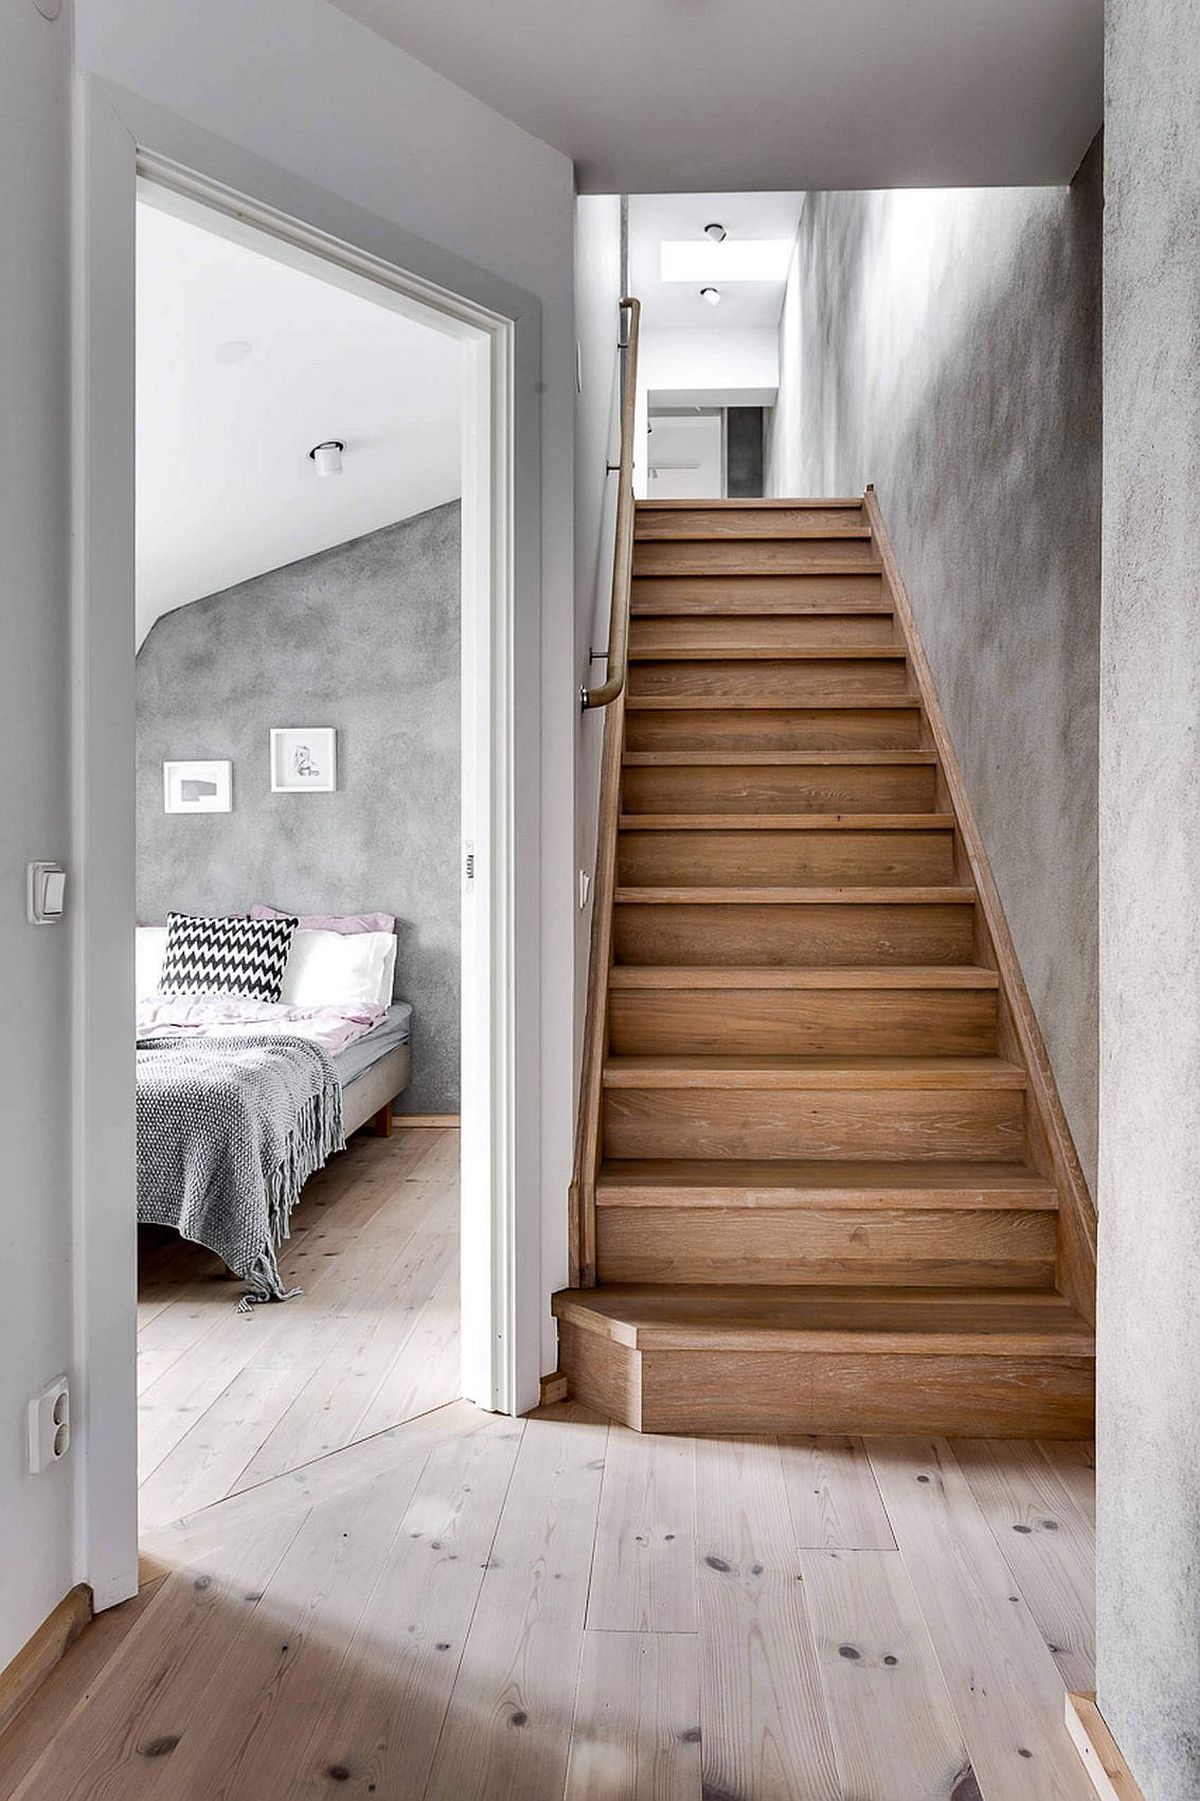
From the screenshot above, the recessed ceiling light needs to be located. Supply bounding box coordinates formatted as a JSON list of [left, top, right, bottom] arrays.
[[661, 240, 793, 283], [700, 287, 722, 308], [704, 222, 727, 243], [215, 340, 253, 364], [308, 440, 345, 476]]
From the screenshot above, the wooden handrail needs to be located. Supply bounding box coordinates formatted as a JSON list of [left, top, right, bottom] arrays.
[[581, 296, 641, 712]]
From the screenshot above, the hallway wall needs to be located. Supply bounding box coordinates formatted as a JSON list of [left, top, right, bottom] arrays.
[[0, 0, 74, 1676], [766, 142, 1102, 1188], [1097, 1, 1200, 1792]]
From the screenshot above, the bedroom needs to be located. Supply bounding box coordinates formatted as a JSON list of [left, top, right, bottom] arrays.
[[132, 186, 467, 1528]]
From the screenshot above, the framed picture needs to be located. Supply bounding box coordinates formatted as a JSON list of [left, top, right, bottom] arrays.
[[163, 759, 232, 814], [270, 727, 338, 793]]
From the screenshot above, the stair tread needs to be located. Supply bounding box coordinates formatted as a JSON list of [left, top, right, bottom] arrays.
[[628, 645, 904, 661], [615, 886, 975, 905], [626, 694, 919, 711], [595, 1158, 1057, 1209], [638, 498, 866, 510], [624, 750, 938, 765], [635, 557, 886, 575], [634, 526, 874, 541], [602, 1054, 1025, 1090], [619, 813, 954, 831], [552, 1284, 1095, 1356], [608, 965, 999, 989]]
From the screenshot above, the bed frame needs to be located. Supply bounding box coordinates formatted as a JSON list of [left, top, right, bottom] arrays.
[[341, 1043, 411, 1140]]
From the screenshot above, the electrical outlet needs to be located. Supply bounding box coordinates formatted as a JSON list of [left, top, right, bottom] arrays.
[[28, 1377, 70, 1475]]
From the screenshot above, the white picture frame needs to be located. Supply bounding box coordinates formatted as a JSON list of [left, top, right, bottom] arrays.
[[163, 759, 232, 813], [270, 727, 338, 793]]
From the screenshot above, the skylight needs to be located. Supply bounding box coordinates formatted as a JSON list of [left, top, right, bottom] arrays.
[[659, 239, 794, 284]]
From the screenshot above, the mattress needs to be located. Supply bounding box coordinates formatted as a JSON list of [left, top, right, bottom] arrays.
[[334, 1002, 413, 1087]]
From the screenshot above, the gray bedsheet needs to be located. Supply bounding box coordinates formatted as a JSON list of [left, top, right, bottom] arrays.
[[334, 1002, 413, 1087]]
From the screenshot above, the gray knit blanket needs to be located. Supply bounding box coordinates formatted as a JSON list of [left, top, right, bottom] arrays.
[[136, 1033, 345, 1309]]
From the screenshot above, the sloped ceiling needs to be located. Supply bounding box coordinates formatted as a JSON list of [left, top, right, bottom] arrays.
[[136, 198, 463, 645]]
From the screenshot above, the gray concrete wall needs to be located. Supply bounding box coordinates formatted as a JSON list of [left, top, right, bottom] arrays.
[[1097, 4, 1200, 1793], [137, 503, 461, 1115], [766, 143, 1102, 1188]]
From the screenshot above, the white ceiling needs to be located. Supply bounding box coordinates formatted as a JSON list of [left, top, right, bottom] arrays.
[[329, 0, 1102, 194], [136, 199, 464, 646], [629, 192, 804, 334]]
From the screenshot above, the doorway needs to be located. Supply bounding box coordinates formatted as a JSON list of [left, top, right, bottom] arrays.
[[75, 88, 541, 1612], [133, 184, 472, 1529]]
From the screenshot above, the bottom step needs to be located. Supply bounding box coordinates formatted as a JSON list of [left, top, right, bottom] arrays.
[[552, 1285, 1095, 1438]]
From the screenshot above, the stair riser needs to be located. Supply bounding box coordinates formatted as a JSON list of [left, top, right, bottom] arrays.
[[613, 901, 976, 968], [624, 707, 921, 753], [635, 506, 864, 538], [622, 764, 938, 815], [608, 987, 997, 1057], [628, 659, 910, 705], [617, 828, 955, 889], [634, 538, 879, 577], [594, 1205, 1056, 1287], [558, 1325, 1094, 1438], [632, 573, 887, 616], [630, 613, 896, 652], [603, 1087, 1026, 1161]]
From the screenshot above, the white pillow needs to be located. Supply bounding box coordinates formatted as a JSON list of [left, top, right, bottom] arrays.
[[280, 928, 396, 1010], [136, 925, 168, 998]]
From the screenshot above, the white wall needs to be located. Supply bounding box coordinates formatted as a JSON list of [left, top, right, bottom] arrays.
[[0, 0, 74, 1671], [573, 197, 623, 1053], [635, 327, 778, 495], [641, 327, 779, 405]]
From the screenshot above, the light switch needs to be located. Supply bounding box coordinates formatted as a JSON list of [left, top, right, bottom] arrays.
[[27, 862, 67, 925]]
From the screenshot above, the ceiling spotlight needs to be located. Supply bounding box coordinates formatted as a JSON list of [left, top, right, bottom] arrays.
[[704, 222, 727, 243], [700, 286, 722, 307], [308, 440, 345, 477]]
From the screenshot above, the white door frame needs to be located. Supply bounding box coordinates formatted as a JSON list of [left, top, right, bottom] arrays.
[[73, 76, 542, 1613]]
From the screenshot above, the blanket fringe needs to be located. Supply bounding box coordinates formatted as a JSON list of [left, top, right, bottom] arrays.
[[239, 1073, 345, 1308]]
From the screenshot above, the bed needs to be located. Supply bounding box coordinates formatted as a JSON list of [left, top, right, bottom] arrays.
[[336, 1001, 413, 1136], [135, 914, 413, 1304]]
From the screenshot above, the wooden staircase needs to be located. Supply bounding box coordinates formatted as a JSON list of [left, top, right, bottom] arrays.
[[555, 491, 1096, 1437]]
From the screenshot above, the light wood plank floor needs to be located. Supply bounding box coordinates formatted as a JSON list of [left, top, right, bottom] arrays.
[[2, 1126, 1098, 1798], [1, 1409, 1095, 1797], [135, 1125, 461, 1532]]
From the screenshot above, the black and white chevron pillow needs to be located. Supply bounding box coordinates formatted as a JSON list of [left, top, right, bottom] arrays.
[[159, 912, 298, 1002]]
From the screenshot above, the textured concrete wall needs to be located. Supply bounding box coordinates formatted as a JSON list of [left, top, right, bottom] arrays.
[[766, 144, 1102, 1187], [1097, 4, 1200, 1793], [137, 503, 460, 1114]]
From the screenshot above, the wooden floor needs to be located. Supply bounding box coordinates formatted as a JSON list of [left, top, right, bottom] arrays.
[[1, 1407, 1096, 1797], [135, 1125, 460, 1531]]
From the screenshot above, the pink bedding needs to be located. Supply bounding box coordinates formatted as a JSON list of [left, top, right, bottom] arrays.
[[136, 993, 386, 1058]]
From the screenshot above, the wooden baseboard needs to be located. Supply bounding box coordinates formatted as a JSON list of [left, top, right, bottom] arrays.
[[538, 1371, 570, 1407], [0, 1585, 92, 1740], [1066, 1693, 1147, 1801], [395, 1114, 460, 1128]]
